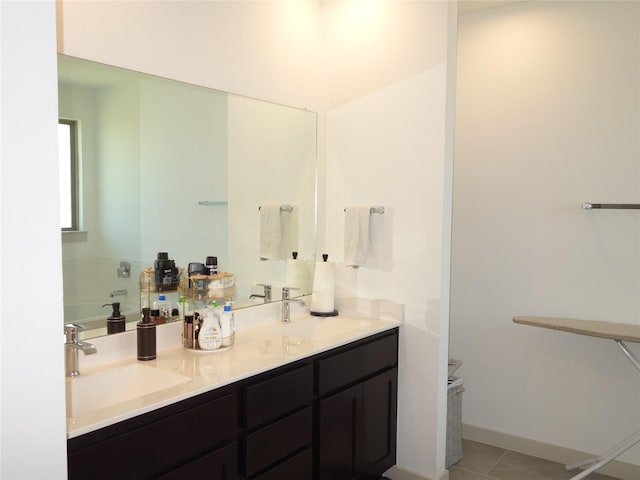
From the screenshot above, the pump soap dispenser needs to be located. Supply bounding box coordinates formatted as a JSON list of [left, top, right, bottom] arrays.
[[103, 302, 126, 334], [137, 307, 156, 360]]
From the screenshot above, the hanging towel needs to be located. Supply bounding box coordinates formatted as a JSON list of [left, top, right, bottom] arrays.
[[281, 205, 299, 261], [260, 206, 282, 260], [260, 205, 299, 260], [344, 206, 370, 267], [365, 207, 393, 271]]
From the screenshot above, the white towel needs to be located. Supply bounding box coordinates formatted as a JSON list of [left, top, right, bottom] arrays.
[[260, 206, 282, 260], [366, 208, 393, 271], [344, 206, 370, 267], [260, 205, 299, 260], [281, 205, 299, 261]]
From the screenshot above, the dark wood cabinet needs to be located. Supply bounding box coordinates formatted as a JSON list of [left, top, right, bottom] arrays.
[[360, 368, 398, 479], [67, 328, 398, 480], [158, 442, 239, 480], [67, 390, 238, 480], [317, 369, 398, 480], [318, 384, 362, 480]]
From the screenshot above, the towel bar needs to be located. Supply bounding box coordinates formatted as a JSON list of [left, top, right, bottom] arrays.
[[582, 202, 640, 210], [258, 205, 294, 212], [343, 206, 385, 214]]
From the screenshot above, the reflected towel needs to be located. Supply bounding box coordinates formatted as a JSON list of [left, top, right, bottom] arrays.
[[344, 206, 370, 267], [260, 206, 282, 260], [281, 206, 299, 261], [260, 205, 299, 260]]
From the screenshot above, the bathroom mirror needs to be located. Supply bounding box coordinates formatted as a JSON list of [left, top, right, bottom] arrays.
[[58, 54, 317, 339]]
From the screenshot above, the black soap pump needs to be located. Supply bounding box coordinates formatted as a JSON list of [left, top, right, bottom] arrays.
[[137, 307, 157, 361], [103, 302, 126, 334]]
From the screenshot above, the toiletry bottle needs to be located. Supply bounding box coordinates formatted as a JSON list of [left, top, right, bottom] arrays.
[[137, 307, 156, 360], [183, 314, 194, 348], [154, 252, 179, 291], [104, 302, 126, 334], [219, 301, 234, 339], [153, 294, 172, 320], [177, 296, 186, 321], [205, 256, 218, 276], [198, 301, 222, 350], [193, 312, 201, 345], [150, 308, 164, 325]]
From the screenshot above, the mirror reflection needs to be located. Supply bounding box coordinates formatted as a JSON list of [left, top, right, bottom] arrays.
[[58, 55, 317, 339]]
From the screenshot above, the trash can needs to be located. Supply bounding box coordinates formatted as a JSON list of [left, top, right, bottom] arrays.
[[446, 375, 464, 468]]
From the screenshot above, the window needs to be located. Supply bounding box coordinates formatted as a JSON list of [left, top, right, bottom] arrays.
[[58, 119, 79, 231]]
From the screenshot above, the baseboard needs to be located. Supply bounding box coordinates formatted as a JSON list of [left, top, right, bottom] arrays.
[[384, 465, 449, 480], [463, 423, 640, 480]]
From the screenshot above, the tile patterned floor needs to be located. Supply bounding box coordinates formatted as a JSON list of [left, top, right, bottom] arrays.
[[449, 439, 620, 480]]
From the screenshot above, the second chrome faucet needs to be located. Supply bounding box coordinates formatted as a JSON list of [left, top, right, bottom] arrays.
[[281, 287, 305, 323]]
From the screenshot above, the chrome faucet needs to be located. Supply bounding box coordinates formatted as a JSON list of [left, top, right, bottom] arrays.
[[110, 289, 128, 298], [64, 324, 97, 377], [249, 284, 272, 303], [281, 287, 305, 323]]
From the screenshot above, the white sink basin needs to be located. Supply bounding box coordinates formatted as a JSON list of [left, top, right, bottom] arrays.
[[271, 315, 368, 339], [66, 364, 191, 418]]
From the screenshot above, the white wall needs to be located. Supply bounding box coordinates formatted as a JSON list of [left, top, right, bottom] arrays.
[[323, 3, 454, 477], [0, 0, 67, 477], [451, 0, 640, 467], [57, 2, 454, 478]]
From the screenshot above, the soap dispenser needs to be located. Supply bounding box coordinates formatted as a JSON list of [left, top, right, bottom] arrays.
[[103, 302, 126, 334], [137, 307, 156, 360]]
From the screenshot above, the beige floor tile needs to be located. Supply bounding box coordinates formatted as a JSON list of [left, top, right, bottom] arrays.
[[453, 439, 508, 475], [487, 451, 620, 480], [449, 466, 498, 480]]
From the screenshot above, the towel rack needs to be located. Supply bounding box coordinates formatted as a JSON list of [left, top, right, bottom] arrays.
[[198, 200, 228, 206], [343, 206, 385, 215], [582, 202, 640, 210], [258, 205, 294, 212]]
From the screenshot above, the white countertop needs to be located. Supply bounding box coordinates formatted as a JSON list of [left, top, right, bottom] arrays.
[[66, 297, 402, 439]]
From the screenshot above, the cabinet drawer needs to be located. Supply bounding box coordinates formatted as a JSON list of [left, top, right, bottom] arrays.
[[245, 406, 312, 477], [317, 332, 397, 396], [253, 447, 312, 480], [157, 442, 239, 480], [68, 392, 238, 479], [244, 363, 313, 428]]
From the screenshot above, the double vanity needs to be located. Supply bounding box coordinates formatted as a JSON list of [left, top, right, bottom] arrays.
[[66, 297, 401, 479]]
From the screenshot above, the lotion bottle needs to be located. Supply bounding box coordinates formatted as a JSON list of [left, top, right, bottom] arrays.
[[219, 301, 234, 338], [198, 301, 222, 350]]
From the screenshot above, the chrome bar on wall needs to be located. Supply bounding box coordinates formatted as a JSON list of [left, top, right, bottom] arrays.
[[582, 202, 640, 210], [343, 206, 385, 214], [258, 205, 294, 212]]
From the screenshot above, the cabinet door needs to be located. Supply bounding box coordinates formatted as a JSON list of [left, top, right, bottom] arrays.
[[358, 368, 398, 479], [253, 448, 312, 480], [317, 384, 362, 480], [157, 442, 238, 480]]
